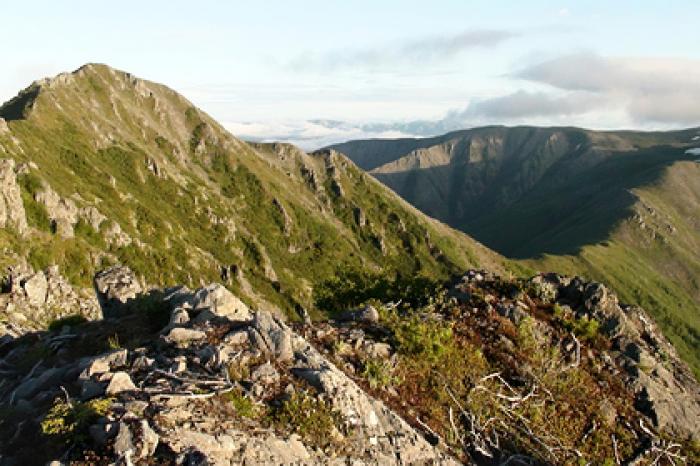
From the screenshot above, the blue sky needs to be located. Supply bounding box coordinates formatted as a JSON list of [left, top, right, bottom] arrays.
[[2, 1, 699, 148]]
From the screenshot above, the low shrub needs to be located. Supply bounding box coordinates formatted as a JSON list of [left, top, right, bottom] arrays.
[[268, 390, 345, 448], [41, 397, 112, 443]]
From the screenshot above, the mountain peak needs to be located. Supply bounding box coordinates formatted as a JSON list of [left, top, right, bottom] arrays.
[[0, 63, 161, 122]]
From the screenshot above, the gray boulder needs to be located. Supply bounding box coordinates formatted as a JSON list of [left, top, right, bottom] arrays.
[[105, 371, 137, 395], [94, 266, 142, 317], [191, 284, 252, 323], [23, 272, 48, 306], [12, 367, 66, 401], [163, 327, 206, 346], [337, 304, 380, 324], [248, 312, 293, 362]]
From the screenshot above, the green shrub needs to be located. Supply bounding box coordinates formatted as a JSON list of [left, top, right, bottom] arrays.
[[361, 359, 398, 390], [551, 305, 601, 342], [107, 334, 121, 350], [21, 192, 53, 232], [74, 219, 104, 248], [18, 172, 44, 194], [390, 314, 453, 363], [569, 317, 600, 341], [314, 267, 441, 313], [222, 388, 259, 418], [41, 397, 112, 443], [268, 391, 344, 448], [28, 246, 54, 271]]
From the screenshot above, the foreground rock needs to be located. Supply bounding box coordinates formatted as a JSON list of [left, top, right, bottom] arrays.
[[1, 266, 698, 464], [93, 266, 143, 317], [0, 268, 458, 465], [534, 274, 700, 441], [0, 262, 100, 341]]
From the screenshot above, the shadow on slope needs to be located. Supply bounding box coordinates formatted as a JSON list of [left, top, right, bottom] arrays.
[[377, 145, 694, 259], [0, 85, 41, 121]]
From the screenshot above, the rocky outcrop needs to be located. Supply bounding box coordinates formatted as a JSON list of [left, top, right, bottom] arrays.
[[0, 159, 28, 234], [2, 267, 699, 464], [34, 186, 79, 237], [30, 184, 108, 238], [272, 198, 292, 235], [93, 266, 142, 317], [79, 205, 106, 231], [0, 273, 457, 465], [102, 220, 132, 247], [0, 263, 100, 339], [353, 205, 366, 227], [527, 274, 700, 441]]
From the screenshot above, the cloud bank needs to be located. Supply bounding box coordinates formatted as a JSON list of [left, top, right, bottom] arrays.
[[290, 28, 517, 70], [227, 53, 700, 149], [514, 53, 700, 125]]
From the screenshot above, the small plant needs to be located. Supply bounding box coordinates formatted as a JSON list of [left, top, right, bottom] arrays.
[[330, 340, 351, 356], [361, 358, 398, 390], [552, 303, 565, 319], [222, 388, 259, 418], [391, 315, 453, 362], [268, 390, 345, 448], [527, 281, 557, 303], [107, 333, 121, 350], [227, 359, 253, 381], [569, 317, 600, 342], [41, 397, 113, 443]]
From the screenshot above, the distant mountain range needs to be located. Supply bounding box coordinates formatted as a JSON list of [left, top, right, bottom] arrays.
[[330, 126, 700, 375]]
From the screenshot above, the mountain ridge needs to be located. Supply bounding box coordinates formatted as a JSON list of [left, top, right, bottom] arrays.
[[0, 63, 504, 324], [329, 126, 700, 377]]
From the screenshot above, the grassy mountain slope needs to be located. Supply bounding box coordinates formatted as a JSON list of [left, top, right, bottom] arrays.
[[0, 64, 504, 321], [329, 127, 700, 377]]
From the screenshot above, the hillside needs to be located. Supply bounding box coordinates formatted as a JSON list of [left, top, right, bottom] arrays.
[[0, 63, 503, 331], [329, 127, 700, 377]]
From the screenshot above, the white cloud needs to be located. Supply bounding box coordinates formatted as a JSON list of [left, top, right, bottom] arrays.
[[288, 29, 518, 71], [224, 120, 420, 150], [462, 90, 599, 119], [221, 53, 700, 149], [515, 53, 700, 125]]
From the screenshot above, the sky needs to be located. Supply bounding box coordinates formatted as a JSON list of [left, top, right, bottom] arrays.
[[2, 0, 699, 149]]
